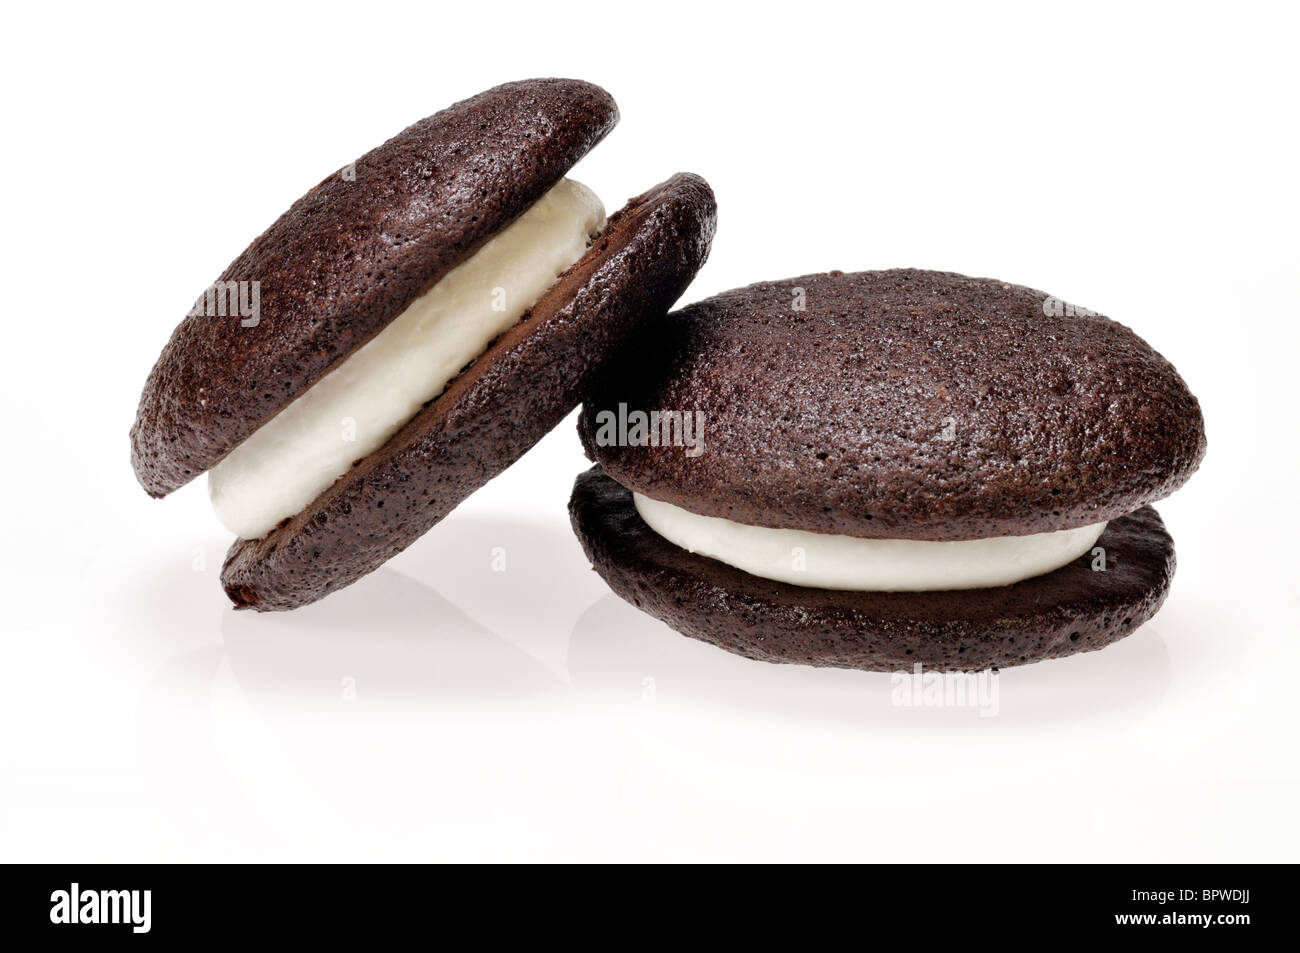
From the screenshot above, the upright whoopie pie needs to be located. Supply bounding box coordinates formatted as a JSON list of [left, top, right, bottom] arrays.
[[572, 269, 1206, 671], [131, 79, 716, 610]]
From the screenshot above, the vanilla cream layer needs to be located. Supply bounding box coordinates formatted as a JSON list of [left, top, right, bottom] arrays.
[[210, 179, 605, 539], [632, 493, 1106, 591]]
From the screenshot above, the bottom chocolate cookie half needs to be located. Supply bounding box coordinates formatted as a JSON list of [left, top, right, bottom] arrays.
[[568, 467, 1176, 672]]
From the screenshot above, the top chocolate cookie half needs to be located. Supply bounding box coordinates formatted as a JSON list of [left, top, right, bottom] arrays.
[[132, 78, 617, 498], [579, 269, 1206, 540]]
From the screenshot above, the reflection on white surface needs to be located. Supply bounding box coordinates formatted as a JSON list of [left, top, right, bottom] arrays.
[[103, 510, 1274, 862], [218, 566, 561, 700], [136, 515, 1179, 860], [195, 513, 1174, 727], [565, 594, 1173, 730]]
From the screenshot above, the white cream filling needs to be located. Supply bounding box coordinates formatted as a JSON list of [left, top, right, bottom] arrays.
[[633, 493, 1107, 591], [210, 178, 605, 539]]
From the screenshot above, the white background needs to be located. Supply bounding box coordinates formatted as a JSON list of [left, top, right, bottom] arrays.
[[2, 1, 1296, 861]]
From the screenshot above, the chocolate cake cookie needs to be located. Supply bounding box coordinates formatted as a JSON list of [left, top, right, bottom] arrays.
[[572, 269, 1205, 671], [130, 79, 716, 610]]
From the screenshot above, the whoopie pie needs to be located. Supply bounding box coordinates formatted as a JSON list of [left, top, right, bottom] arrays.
[[131, 79, 716, 610], [571, 269, 1206, 671]]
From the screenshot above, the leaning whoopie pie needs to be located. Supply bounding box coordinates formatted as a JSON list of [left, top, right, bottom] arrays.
[[131, 79, 716, 610], [571, 269, 1206, 671]]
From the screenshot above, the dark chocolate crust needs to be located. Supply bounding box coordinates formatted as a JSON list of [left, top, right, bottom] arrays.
[[569, 467, 1174, 672], [132, 78, 618, 498], [579, 269, 1206, 540], [222, 174, 717, 611]]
